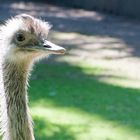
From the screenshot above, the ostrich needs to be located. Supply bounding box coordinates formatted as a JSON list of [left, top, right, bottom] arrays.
[[0, 14, 65, 140]]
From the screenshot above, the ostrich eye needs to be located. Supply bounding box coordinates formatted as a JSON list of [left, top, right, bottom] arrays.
[[16, 33, 25, 42]]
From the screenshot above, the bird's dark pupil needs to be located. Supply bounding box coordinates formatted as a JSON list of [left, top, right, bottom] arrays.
[[16, 33, 25, 41]]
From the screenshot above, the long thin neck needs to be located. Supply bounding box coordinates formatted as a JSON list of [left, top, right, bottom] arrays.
[[2, 59, 34, 140]]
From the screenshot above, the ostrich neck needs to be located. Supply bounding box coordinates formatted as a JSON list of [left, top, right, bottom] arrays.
[[2, 59, 35, 140]]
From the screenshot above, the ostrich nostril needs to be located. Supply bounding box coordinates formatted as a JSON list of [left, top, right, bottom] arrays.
[[43, 45, 51, 48]]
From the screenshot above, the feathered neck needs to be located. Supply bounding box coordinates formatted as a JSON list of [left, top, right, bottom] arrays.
[[1, 58, 35, 140]]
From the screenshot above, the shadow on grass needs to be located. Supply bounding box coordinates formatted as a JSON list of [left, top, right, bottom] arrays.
[[34, 117, 75, 140], [29, 60, 140, 136]]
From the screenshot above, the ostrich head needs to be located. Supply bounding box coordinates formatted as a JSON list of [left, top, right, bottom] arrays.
[[1, 14, 65, 64]]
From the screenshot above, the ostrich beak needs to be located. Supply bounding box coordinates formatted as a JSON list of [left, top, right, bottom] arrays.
[[43, 40, 66, 54]]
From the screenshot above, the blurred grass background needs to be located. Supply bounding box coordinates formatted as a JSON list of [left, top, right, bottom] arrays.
[[29, 58, 140, 140], [1, 1, 140, 140]]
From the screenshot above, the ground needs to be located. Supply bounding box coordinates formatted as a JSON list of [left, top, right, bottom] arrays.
[[1, 1, 140, 140]]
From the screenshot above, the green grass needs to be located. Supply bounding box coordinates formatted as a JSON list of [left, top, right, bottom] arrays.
[[29, 60, 140, 140]]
